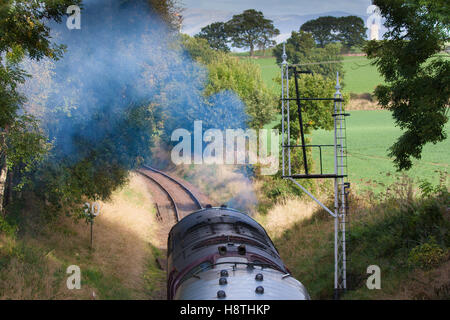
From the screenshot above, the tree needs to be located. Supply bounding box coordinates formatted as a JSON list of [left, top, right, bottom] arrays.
[[181, 35, 277, 130], [300, 15, 366, 48], [24, 0, 176, 216], [256, 25, 280, 56], [195, 22, 230, 52], [273, 31, 344, 80], [1, 0, 179, 216], [0, 0, 81, 214], [364, 0, 450, 170], [335, 16, 367, 49], [226, 9, 279, 57], [300, 16, 337, 48], [0, 114, 50, 216]]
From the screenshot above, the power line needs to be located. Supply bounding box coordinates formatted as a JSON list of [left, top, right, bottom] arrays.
[[291, 57, 368, 67]]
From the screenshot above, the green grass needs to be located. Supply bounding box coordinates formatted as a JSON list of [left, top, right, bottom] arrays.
[[265, 110, 449, 190], [231, 48, 274, 57], [245, 53, 448, 95], [83, 267, 134, 299], [123, 186, 146, 203], [341, 56, 384, 94], [248, 55, 384, 95], [254, 53, 449, 190], [274, 186, 450, 299], [144, 244, 166, 297], [241, 57, 280, 94], [311, 110, 449, 190]]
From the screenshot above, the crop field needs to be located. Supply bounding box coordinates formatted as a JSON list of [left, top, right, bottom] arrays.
[[265, 111, 449, 190], [241, 57, 280, 93], [311, 110, 449, 190], [248, 55, 384, 94], [341, 56, 385, 94], [255, 54, 448, 190]]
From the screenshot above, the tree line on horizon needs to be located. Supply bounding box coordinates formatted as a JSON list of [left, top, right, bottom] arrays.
[[195, 10, 367, 56]]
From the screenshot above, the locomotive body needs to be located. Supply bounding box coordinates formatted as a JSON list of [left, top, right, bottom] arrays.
[[167, 206, 310, 300]]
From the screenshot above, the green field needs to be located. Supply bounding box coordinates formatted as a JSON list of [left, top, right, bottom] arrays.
[[311, 110, 449, 190], [341, 56, 385, 94], [246, 55, 384, 94], [241, 57, 280, 93], [240, 53, 448, 95], [255, 54, 449, 190], [266, 111, 449, 190]]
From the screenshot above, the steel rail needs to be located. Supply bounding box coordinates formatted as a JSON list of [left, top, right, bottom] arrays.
[[142, 165, 203, 210], [137, 169, 180, 223]]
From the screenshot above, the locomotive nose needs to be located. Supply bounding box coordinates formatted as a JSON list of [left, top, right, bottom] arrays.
[[167, 206, 310, 300]]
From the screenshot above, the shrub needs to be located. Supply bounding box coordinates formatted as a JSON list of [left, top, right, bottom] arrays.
[[0, 216, 17, 238], [408, 237, 447, 270], [260, 176, 310, 201]]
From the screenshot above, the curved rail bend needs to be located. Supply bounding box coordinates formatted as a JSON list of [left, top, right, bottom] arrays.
[[142, 165, 203, 210], [137, 169, 180, 222]]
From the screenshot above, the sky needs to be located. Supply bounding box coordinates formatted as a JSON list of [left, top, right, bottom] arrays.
[[180, 0, 374, 17], [179, 0, 381, 47]]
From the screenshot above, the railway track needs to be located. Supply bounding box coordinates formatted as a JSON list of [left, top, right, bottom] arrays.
[[137, 165, 203, 223]]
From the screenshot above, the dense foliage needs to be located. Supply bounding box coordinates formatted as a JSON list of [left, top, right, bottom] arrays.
[[0, 0, 82, 214], [182, 35, 277, 129], [226, 9, 279, 57], [300, 15, 367, 48], [195, 9, 279, 56], [0, 0, 177, 217], [195, 22, 230, 52], [0, 0, 81, 129], [364, 0, 450, 170], [274, 175, 449, 299], [273, 31, 344, 80]]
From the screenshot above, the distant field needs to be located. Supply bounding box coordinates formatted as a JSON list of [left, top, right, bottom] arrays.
[[245, 55, 384, 95], [266, 111, 449, 190], [341, 56, 384, 94], [243, 53, 449, 95], [231, 48, 274, 57], [311, 110, 449, 190], [255, 54, 449, 190], [241, 57, 280, 93]]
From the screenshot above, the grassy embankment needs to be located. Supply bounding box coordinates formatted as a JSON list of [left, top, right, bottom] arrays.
[[254, 177, 449, 299], [0, 173, 166, 299]]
